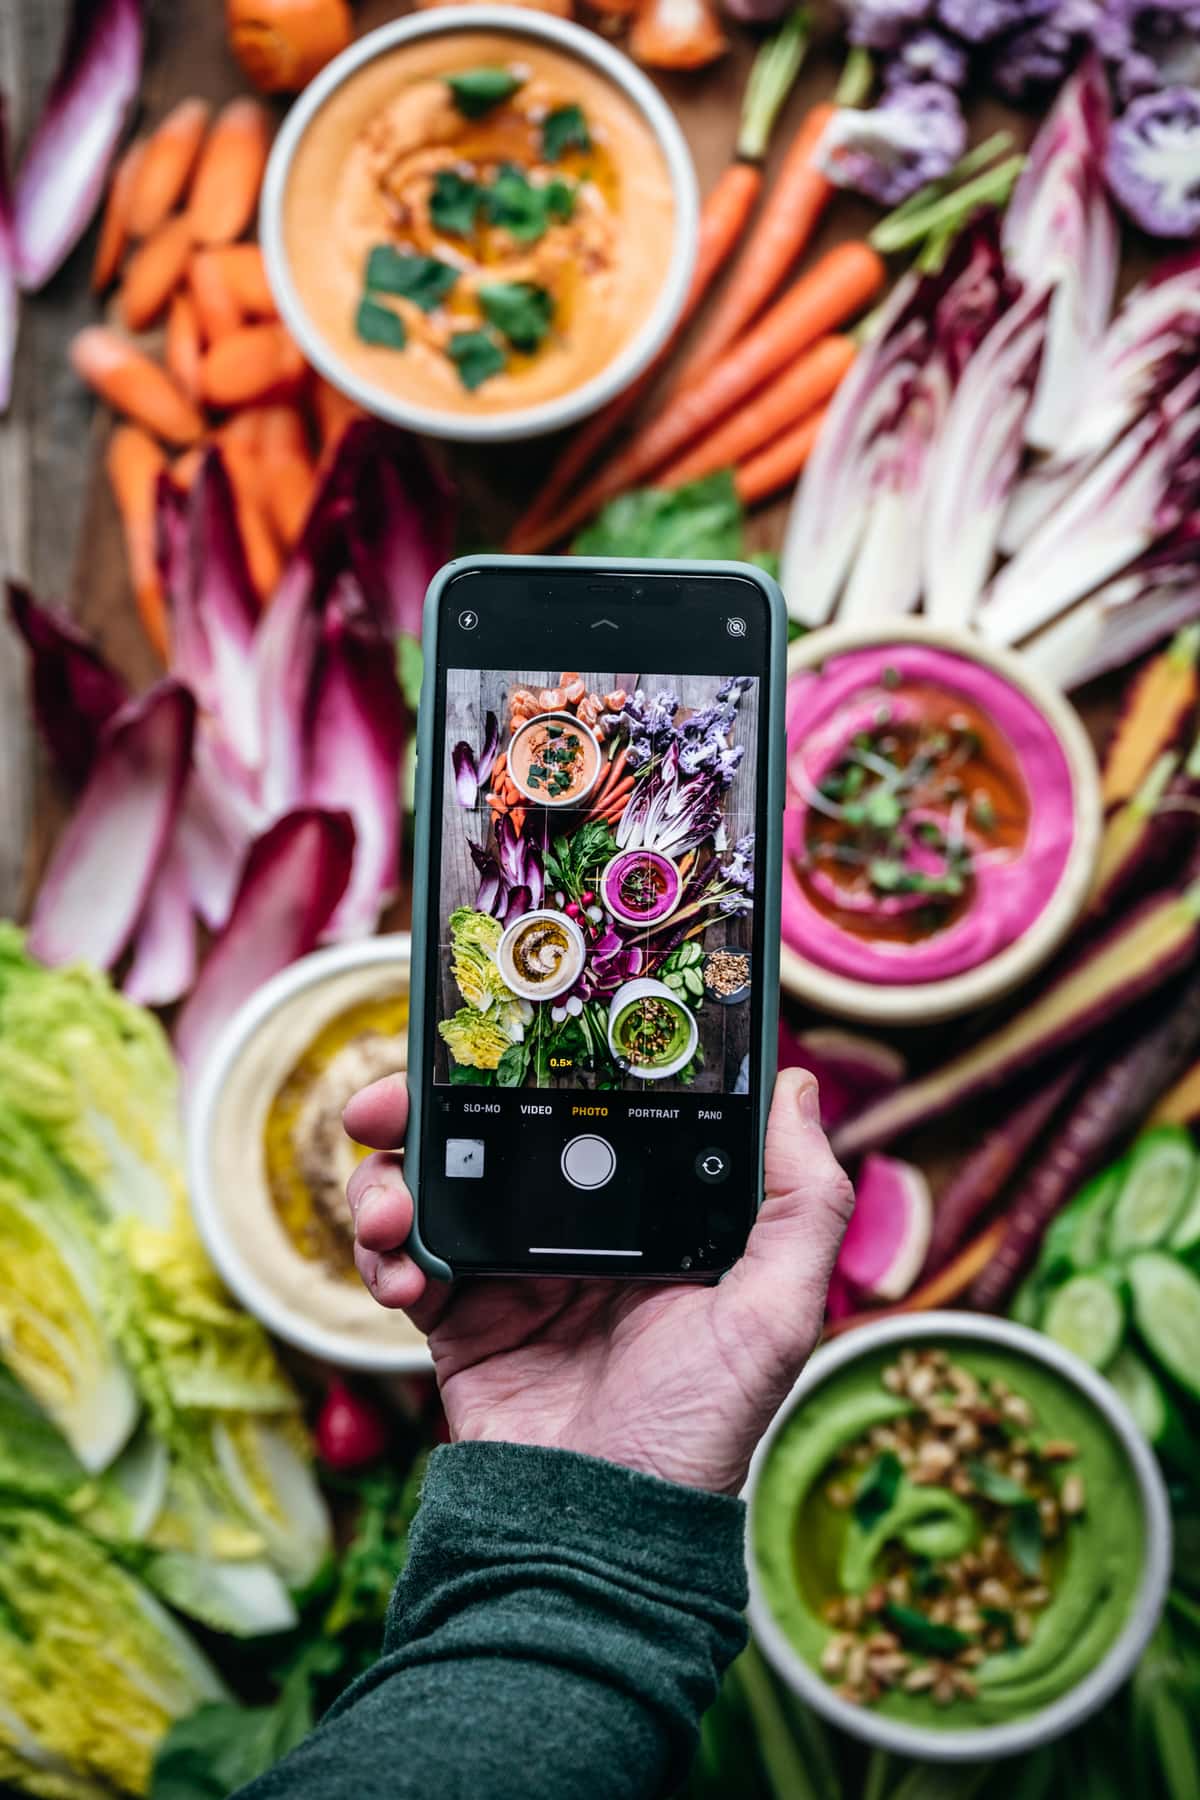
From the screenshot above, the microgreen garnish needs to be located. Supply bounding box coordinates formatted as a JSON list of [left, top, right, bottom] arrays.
[[542, 103, 591, 161], [355, 297, 406, 349], [365, 247, 458, 311], [446, 66, 523, 118], [479, 281, 554, 351], [447, 330, 506, 391]]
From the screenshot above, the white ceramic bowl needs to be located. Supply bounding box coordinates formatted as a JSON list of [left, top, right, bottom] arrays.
[[607, 976, 698, 1080], [781, 620, 1102, 1025], [497, 907, 587, 1000], [187, 935, 431, 1374], [745, 1312, 1172, 1763], [507, 710, 603, 807], [259, 8, 699, 443]]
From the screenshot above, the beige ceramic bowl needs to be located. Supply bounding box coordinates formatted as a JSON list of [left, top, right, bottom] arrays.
[[781, 620, 1102, 1025]]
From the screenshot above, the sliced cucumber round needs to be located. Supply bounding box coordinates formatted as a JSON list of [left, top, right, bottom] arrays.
[[1169, 1163, 1200, 1258], [1107, 1346, 1200, 1484], [1108, 1127, 1196, 1258], [1043, 1271, 1126, 1369], [1129, 1252, 1200, 1404], [1038, 1162, 1125, 1282], [1010, 1271, 1044, 1329]]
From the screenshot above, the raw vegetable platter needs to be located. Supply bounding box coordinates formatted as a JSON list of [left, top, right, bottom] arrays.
[[5, 2, 1200, 1800]]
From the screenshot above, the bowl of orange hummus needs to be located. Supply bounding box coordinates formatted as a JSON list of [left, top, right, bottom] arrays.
[[260, 8, 699, 440]]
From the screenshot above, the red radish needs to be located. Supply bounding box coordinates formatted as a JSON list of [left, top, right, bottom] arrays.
[[837, 1154, 932, 1303], [825, 1265, 858, 1322], [316, 1379, 390, 1469], [778, 1022, 906, 1131]]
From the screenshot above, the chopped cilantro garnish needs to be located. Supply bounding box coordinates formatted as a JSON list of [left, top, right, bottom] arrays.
[[479, 281, 554, 351], [447, 330, 506, 391], [446, 66, 523, 119], [542, 103, 591, 161], [485, 164, 575, 241], [355, 296, 406, 349], [365, 247, 458, 311], [431, 170, 483, 238]]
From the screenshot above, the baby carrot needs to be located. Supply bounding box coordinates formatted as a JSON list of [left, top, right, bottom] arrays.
[[538, 241, 884, 545], [171, 445, 205, 489], [91, 138, 145, 293], [128, 98, 211, 238], [733, 405, 828, 506], [201, 322, 306, 408], [222, 440, 284, 602], [188, 99, 272, 246], [120, 213, 195, 331], [656, 336, 853, 489], [165, 290, 203, 400], [312, 372, 365, 455], [202, 243, 277, 317], [190, 249, 244, 342], [264, 450, 317, 546], [258, 402, 312, 458], [71, 326, 205, 445], [106, 425, 169, 659]]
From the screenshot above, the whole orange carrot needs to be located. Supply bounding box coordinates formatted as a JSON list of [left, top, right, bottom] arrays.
[[680, 103, 836, 384], [188, 99, 272, 245], [733, 405, 827, 505], [190, 249, 244, 342], [524, 240, 885, 548], [128, 98, 211, 238], [106, 425, 169, 658], [91, 138, 145, 293], [120, 214, 195, 330], [201, 322, 306, 408], [657, 335, 853, 489], [165, 290, 203, 399], [71, 327, 205, 445]]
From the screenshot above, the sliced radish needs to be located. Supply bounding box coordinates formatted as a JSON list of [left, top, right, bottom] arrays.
[[837, 1153, 933, 1303]]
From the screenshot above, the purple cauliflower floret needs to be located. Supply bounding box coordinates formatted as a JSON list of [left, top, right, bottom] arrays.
[[884, 26, 971, 86], [936, 0, 1056, 41], [817, 82, 968, 206], [840, 0, 933, 50], [1098, 3, 1200, 101], [990, 0, 1103, 96], [1106, 85, 1200, 237]]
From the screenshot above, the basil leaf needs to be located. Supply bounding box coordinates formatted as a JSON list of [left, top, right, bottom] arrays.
[[884, 1603, 970, 1658], [485, 165, 575, 242], [446, 66, 523, 119], [366, 247, 458, 311], [1007, 1503, 1043, 1579], [355, 297, 406, 349], [479, 281, 554, 352], [431, 170, 483, 238], [496, 1042, 529, 1087], [542, 103, 590, 161], [447, 330, 506, 391], [968, 1460, 1033, 1507], [852, 1451, 903, 1531]]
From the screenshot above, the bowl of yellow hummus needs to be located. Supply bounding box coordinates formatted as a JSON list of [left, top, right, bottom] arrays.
[[187, 935, 430, 1373], [746, 1313, 1170, 1761], [260, 8, 699, 440]]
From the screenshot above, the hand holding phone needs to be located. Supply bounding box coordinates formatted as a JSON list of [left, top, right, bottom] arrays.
[[346, 1067, 854, 1496]]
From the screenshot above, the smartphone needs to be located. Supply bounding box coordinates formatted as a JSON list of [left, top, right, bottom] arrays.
[[406, 556, 787, 1281]]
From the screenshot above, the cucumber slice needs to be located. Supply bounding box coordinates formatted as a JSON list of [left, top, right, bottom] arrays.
[[1038, 1162, 1125, 1281], [1108, 1127, 1196, 1257], [1010, 1272, 1044, 1328], [1169, 1159, 1200, 1257], [1107, 1347, 1200, 1483], [1043, 1271, 1126, 1368], [1129, 1252, 1200, 1403]]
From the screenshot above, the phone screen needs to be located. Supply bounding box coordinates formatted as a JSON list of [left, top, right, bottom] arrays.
[[417, 564, 776, 1277]]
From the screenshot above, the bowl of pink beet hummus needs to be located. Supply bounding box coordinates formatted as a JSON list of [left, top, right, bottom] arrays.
[[781, 622, 1101, 1024]]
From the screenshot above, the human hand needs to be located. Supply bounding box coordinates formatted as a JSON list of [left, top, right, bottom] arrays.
[[343, 1069, 854, 1496]]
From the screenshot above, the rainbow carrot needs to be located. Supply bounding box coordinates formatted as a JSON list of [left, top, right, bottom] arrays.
[[71, 327, 205, 445], [128, 98, 211, 238]]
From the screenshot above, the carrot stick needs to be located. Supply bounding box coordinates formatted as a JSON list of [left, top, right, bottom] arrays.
[[680, 104, 836, 385], [187, 99, 272, 246], [823, 1218, 1007, 1340], [312, 373, 365, 455], [733, 405, 828, 505], [71, 326, 205, 445], [128, 98, 211, 239], [222, 441, 283, 602], [590, 742, 630, 806], [657, 335, 854, 489], [257, 402, 312, 458], [521, 241, 884, 549], [91, 138, 145, 293], [165, 291, 203, 401], [119, 214, 195, 331], [263, 450, 317, 546], [171, 446, 205, 490], [190, 249, 244, 343], [204, 243, 277, 317], [106, 426, 169, 659], [590, 775, 635, 818], [201, 322, 306, 408]]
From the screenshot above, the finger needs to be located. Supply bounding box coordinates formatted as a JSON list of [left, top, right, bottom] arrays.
[[343, 1074, 409, 1150], [716, 1068, 855, 1362], [347, 1152, 412, 1253], [353, 1242, 454, 1336]]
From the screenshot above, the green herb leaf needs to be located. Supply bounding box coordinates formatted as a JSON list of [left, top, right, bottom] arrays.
[[355, 297, 406, 350], [485, 164, 575, 241], [852, 1451, 903, 1530], [496, 1042, 529, 1087], [448, 1061, 495, 1086], [980, 1605, 1018, 1649], [868, 857, 904, 892], [967, 1460, 1033, 1507], [431, 169, 483, 237], [1007, 1503, 1043, 1579], [572, 471, 755, 562], [365, 246, 458, 311], [446, 66, 523, 118], [884, 1602, 970, 1658], [542, 103, 591, 161], [479, 281, 554, 351], [864, 787, 902, 830], [447, 330, 506, 391]]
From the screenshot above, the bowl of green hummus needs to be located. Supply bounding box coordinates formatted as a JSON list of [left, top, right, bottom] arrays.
[[746, 1312, 1170, 1760]]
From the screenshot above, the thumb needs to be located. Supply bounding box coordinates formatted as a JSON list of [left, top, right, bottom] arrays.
[[715, 1067, 855, 1369]]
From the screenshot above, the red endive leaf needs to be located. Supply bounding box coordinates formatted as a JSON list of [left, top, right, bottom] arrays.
[[174, 807, 355, 1079], [123, 833, 196, 1007], [7, 580, 129, 786], [28, 679, 196, 969], [13, 0, 144, 291], [0, 99, 16, 410]]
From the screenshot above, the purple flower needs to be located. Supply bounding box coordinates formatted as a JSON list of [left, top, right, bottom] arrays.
[[817, 82, 968, 205], [840, 0, 933, 48], [990, 0, 1103, 97], [884, 26, 971, 86], [1098, 3, 1200, 102], [936, 0, 1056, 39], [1107, 85, 1200, 237]]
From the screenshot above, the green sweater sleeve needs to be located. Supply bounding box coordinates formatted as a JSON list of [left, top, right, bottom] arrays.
[[239, 1441, 748, 1800]]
